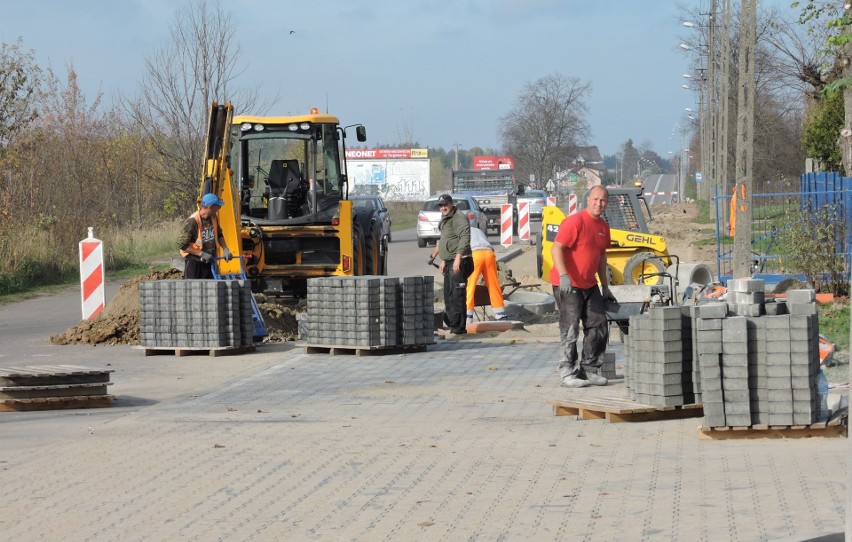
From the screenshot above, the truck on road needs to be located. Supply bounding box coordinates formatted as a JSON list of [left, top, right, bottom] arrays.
[[451, 168, 518, 234]]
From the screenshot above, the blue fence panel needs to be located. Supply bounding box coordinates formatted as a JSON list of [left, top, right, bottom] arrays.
[[714, 175, 852, 284]]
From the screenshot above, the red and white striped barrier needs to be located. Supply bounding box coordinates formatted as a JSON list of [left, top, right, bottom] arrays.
[[644, 191, 679, 196], [518, 202, 530, 241], [568, 194, 578, 215], [79, 227, 105, 320], [546, 196, 556, 207], [500, 203, 513, 247]]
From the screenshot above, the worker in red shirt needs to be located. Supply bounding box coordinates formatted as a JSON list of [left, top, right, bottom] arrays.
[[549, 185, 617, 388]]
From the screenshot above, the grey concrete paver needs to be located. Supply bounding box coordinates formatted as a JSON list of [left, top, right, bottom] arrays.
[[0, 337, 846, 541]]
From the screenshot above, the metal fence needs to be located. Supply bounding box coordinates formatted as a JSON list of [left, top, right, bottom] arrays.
[[713, 172, 852, 281]]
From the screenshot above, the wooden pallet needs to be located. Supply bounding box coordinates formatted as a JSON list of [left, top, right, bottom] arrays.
[[304, 343, 429, 357], [135, 345, 255, 357], [548, 396, 704, 423], [698, 415, 848, 440], [0, 365, 115, 412], [0, 394, 114, 412]]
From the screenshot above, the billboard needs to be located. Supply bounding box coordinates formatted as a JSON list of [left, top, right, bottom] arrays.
[[345, 148, 430, 201], [473, 156, 514, 171]]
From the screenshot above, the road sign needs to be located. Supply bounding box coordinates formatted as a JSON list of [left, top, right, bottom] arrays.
[[695, 172, 703, 183]]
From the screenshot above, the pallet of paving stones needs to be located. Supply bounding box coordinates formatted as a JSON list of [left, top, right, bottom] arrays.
[[548, 396, 704, 423], [698, 412, 848, 440], [302, 342, 428, 357], [0, 365, 114, 411], [134, 345, 256, 357]]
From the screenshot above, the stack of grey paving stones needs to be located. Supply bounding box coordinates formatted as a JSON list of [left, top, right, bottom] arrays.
[[721, 317, 751, 426], [684, 305, 701, 404], [625, 282, 823, 427], [600, 352, 617, 380], [139, 279, 253, 348], [696, 302, 726, 426], [695, 283, 821, 428], [625, 306, 694, 407], [726, 278, 765, 317], [304, 275, 435, 349]]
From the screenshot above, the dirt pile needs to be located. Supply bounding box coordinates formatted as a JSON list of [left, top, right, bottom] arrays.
[[50, 270, 300, 346], [50, 269, 183, 346], [254, 294, 301, 342], [646, 202, 717, 270]]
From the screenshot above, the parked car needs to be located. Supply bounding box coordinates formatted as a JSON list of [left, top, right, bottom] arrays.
[[416, 193, 488, 248], [351, 195, 392, 242], [516, 189, 547, 219]]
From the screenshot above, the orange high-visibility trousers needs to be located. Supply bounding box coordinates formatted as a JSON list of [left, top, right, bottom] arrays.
[[466, 249, 505, 310]]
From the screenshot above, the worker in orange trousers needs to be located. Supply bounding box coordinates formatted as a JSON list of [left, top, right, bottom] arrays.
[[466, 227, 507, 322]]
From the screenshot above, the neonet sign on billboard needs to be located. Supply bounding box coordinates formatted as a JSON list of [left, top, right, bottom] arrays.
[[473, 156, 515, 171], [345, 148, 428, 160], [345, 148, 430, 201]]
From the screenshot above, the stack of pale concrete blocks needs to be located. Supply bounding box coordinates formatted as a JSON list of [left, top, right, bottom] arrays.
[[625, 306, 695, 407], [623, 280, 822, 426], [139, 279, 254, 348], [304, 275, 435, 349], [695, 302, 726, 425], [600, 352, 617, 380], [697, 283, 820, 428]]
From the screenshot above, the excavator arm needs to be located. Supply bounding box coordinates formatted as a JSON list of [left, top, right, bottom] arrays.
[[199, 101, 242, 275]]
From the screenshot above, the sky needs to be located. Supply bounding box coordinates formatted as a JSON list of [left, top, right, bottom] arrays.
[[0, 0, 802, 159]]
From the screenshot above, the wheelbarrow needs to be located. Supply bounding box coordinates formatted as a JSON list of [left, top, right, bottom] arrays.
[[605, 299, 648, 336], [470, 277, 543, 321], [603, 284, 654, 336]]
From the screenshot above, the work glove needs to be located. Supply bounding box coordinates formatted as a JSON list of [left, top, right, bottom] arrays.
[[427, 256, 435, 267], [558, 274, 573, 294], [601, 285, 617, 303], [222, 246, 233, 262], [200, 251, 214, 264]]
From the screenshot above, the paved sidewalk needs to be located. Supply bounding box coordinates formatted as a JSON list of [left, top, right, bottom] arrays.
[[0, 332, 846, 541]]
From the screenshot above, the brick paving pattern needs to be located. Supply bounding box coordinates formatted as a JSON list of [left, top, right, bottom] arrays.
[[0, 337, 845, 541]]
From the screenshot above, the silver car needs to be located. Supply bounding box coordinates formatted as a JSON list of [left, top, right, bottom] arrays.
[[516, 189, 547, 219], [416, 194, 488, 248]]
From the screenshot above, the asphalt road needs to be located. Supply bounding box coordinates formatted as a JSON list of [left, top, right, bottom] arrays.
[[641, 173, 678, 205], [388, 220, 541, 278]]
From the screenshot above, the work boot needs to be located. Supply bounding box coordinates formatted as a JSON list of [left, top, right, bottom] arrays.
[[561, 375, 591, 388], [584, 372, 608, 386]]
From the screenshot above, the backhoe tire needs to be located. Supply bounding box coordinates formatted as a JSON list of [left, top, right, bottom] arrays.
[[378, 235, 388, 275], [622, 252, 667, 285], [365, 221, 382, 275], [352, 222, 365, 276]]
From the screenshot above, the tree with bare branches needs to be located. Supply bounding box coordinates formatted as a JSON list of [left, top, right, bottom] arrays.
[[125, 0, 270, 212], [0, 39, 42, 149], [499, 73, 591, 190]]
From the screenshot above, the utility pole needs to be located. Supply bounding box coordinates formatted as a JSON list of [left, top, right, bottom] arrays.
[[453, 142, 461, 171], [732, 0, 756, 278]]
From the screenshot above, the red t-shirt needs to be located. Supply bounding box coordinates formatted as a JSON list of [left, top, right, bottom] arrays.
[[548, 210, 611, 288]]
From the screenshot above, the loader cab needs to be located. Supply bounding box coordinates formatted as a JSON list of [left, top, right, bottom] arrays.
[[231, 112, 347, 225]]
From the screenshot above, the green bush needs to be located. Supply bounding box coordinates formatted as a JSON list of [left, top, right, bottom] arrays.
[[777, 203, 849, 296]]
